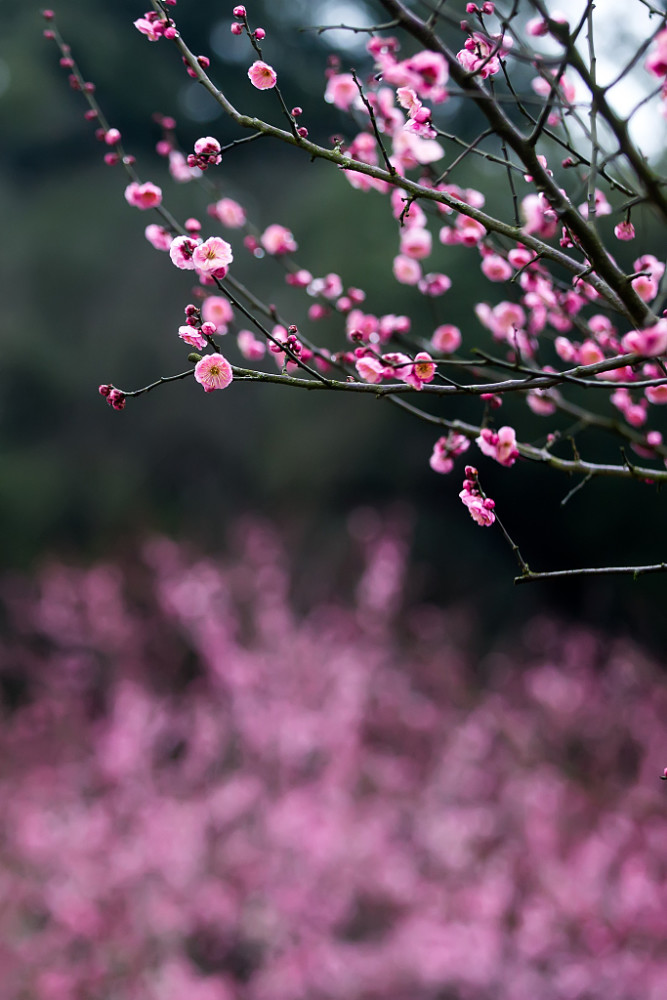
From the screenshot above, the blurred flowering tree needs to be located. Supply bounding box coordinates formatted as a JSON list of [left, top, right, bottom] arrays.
[[1, 521, 667, 998], [42, 0, 667, 580]]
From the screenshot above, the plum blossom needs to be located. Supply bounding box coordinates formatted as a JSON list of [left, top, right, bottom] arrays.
[[460, 466, 496, 525], [521, 193, 558, 237], [237, 330, 266, 361], [527, 387, 558, 416], [324, 73, 360, 111], [396, 87, 436, 139], [418, 272, 451, 296], [402, 50, 449, 102], [169, 234, 201, 270], [261, 224, 297, 255], [481, 254, 513, 282], [124, 181, 162, 209], [355, 354, 386, 384], [178, 325, 207, 350], [391, 130, 444, 169], [431, 324, 461, 353], [578, 189, 612, 219], [621, 320, 667, 357], [192, 236, 233, 275], [614, 221, 635, 241], [611, 387, 647, 426], [399, 227, 432, 260], [169, 149, 199, 183], [457, 32, 509, 78], [393, 254, 422, 285], [144, 224, 172, 251], [209, 197, 246, 228], [429, 432, 470, 474], [194, 352, 233, 391], [134, 16, 163, 41], [646, 29, 667, 77], [412, 351, 436, 387], [201, 296, 234, 332], [391, 188, 427, 228], [476, 426, 519, 467], [248, 60, 277, 90], [188, 136, 222, 170]]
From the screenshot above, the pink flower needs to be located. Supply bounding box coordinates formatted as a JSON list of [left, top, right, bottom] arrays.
[[308, 273, 343, 299], [261, 224, 297, 255], [391, 130, 444, 168], [645, 384, 667, 405], [392, 255, 422, 285], [391, 188, 427, 228], [418, 272, 451, 296], [237, 330, 266, 361], [399, 227, 432, 260], [459, 468, 496, 525], [429, 432, 470, 474], [431, 324, 461, 353], [403, 51, 449, 102], [454, 216, 486, 245], [248, 60, 277, 90], [210, 197, 246, 228], [189, 136, 222, 169], [134, 17, 163, 41], [194, 353, 233, 392], [578, 189, 612, 218], [481, 254, 513, 282], [202, 296, 234, 331], [192, 236, 234, 274], [412, 351, 436, 385], [124, 181, 162, 209], [324, 73, 359, 111], [169, 234, 201, 270], [621, 321, 667, 357], [145, 224, 172, 251], [169, 149, 198, 182], [646, 29, 667, 78], [579, 339, 604, 365], [527, 388, 557, 416], [462, 493, 497, 524], [457, 32, 509, 79], [178, 325, 207, 350], [521, 193, 558, 237], [355, 355, 386, 384], [396, 86, 437, 138], [614, 221, 635, 241], [631, 274, 658, 302], [476, 426, 519, 467]]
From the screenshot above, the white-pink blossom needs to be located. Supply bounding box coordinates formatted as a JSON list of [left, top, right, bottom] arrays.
[[169, 234, 201, 270], [392, 255, 422, 285], [324, 73, 359, 111], [431, 324, 461, 354], [248, 60, 277, 90], [261, 224, 297, 255], [237, 330, 266, 361], [145, 224, 172, 251], [201, 296, 234, 332], [621, 320, 667, 357], [124, 181, 162, 210], [210, 198, 246, 228], [192, 236, 234, 275], [194, 353, 233, 392], [476, 426, 519, 467]]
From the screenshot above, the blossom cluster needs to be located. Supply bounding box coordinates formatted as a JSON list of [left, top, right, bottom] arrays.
[[43, 2, 667, 567], [1, 526, 667, 998]]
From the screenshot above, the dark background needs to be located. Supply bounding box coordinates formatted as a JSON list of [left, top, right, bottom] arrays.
[[2, 0, 667, 649]]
